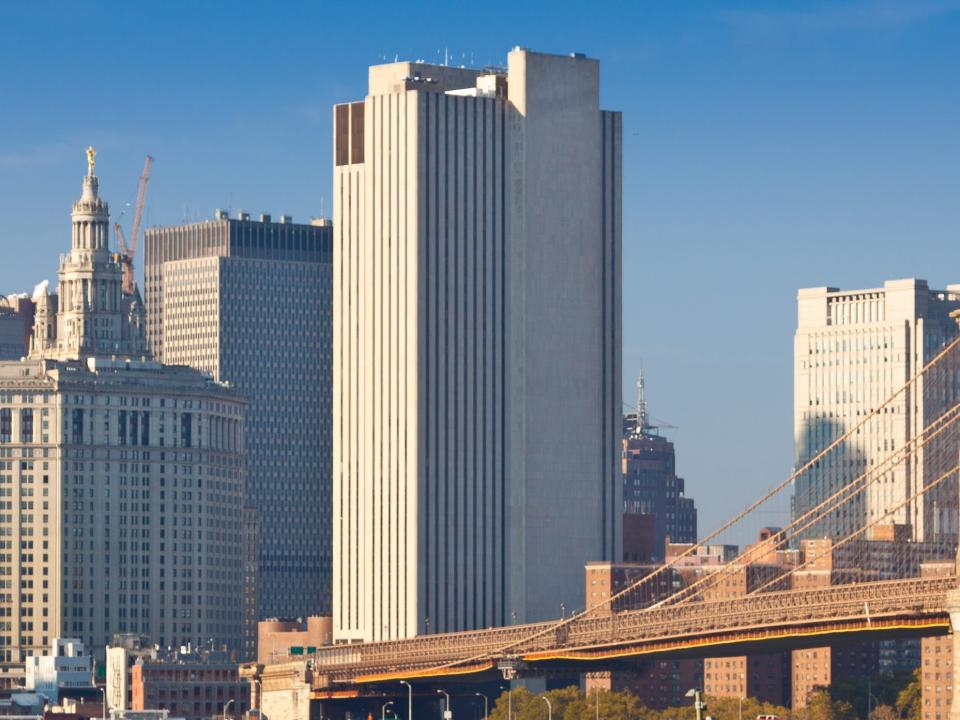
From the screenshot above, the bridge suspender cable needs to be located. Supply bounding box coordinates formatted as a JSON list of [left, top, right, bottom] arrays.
[[594, 334, 960, 613], [744, 462, 960, 597], [656, 403, 960, 609], [415, 334, 960, 675]]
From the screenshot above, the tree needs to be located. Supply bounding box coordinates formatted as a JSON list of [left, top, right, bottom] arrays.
[[489, 686, 651, 720], [795, 690, 857, 720], [829, 669, 916, 718], [896, 669, 922, 720], [698, 696, 791, 720], [870, 705, 898, 720]]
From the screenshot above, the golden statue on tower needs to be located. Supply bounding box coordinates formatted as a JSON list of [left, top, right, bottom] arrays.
[[86, 146, 96, 176]]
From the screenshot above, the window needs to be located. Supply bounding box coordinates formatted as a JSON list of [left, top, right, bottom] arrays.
[[71, 409, 83, 445], [20, 410, 33, 443], [181, 414, 192, 448]]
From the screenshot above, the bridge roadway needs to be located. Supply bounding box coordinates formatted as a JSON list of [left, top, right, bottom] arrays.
[[310, 575, 955, 691]]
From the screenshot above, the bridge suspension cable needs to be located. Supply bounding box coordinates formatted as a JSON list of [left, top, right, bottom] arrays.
[[650, 400, 960, 609], [417, 332, 960, 673], [747, 461, 960, 597], [585, 332, 960, 619]]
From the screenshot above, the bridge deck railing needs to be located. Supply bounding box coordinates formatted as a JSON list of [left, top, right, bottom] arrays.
[[310, 575, 954, 682]]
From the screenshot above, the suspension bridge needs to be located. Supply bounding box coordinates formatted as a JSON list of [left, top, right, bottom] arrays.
[[265, 329, 960, 714]]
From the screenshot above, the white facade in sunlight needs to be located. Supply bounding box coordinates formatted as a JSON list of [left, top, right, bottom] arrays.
[[793, 278, 960, 541], [333, 48, 623, 641]]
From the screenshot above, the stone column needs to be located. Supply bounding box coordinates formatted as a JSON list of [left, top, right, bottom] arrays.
[[945, 587, 960, 720]]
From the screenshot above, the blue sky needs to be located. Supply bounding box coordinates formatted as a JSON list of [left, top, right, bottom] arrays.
[[1, 0, 958, 535]]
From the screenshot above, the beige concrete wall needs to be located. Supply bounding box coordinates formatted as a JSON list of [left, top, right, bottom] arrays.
[[261, 662, 310, 720]]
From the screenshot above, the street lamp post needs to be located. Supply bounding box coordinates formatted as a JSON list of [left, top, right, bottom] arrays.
[[401, 680, 414, 720], [685, 689, 705, 720], [437, 689, 451, 720], [475, 693, 489, 720], [738, 674, 744, 720], [383, 700, 396, 720], [223, 699, 235, 720], [867, 676, 881, 720], [541, 696, 552, 720], [100, 686, 106, 720]]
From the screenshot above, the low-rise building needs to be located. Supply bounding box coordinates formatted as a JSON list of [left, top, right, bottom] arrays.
[[105, 637, 247, 720], [109, 711, 174, 720], [665, 541, 738, 568], [257, 617, 332, 666], [701, 529, 795, 706], [583, 561, 702, 709], [131, 658, 248, 720], [24, 638, 94, 703], [791, 530, 952, 707], [921, 561, 954, 720]]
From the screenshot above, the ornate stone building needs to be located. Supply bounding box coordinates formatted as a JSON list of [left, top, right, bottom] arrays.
[[29, 151, 148, 362], [0, 152, 245, 688]]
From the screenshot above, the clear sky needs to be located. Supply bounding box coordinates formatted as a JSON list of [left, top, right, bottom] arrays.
[[1, 1, 958, 536]]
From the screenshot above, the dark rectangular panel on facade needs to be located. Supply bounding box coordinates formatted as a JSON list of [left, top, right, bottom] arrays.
[[335, 105, 350, 166], [350, 101, 365, 165]]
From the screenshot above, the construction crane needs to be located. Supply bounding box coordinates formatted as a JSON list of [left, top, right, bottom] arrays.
[[114, 155, 153, 295]]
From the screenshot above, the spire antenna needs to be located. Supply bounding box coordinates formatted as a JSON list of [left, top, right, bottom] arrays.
[[636, 369, 648, 435]]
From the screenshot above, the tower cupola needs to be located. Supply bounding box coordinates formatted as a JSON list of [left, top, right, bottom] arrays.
[[29, 148, 148, 360], [70, 146, 110, 252]]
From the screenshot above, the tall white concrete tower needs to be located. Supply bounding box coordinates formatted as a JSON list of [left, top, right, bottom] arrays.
[[333, 49, 622, 642]]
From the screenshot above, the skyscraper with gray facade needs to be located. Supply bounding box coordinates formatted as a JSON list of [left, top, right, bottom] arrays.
[[144, 212, 333, 642], [333, 48, 622, 642]]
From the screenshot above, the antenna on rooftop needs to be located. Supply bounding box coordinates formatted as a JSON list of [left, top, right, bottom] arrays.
[[636, 369, 648, 435], [634, 368, 678, 437]]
